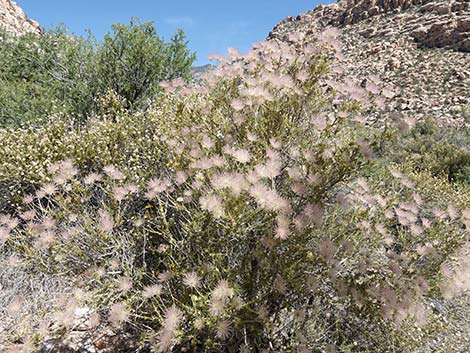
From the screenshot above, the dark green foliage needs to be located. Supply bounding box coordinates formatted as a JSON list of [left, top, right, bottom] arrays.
[[0, 19, 196, 127], [97, 20, 195, 110], [385, 119, 470, 183], [162, 29, 196, 81], [0, 26, 99, 125]]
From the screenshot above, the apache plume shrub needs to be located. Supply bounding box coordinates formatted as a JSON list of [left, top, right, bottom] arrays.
[[1, 28, 469, 352]]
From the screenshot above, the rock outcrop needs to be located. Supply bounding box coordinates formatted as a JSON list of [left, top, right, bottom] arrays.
[[0, 0, 40, 35], [271, 0, 469, 51], [269, 0, 470, 125]]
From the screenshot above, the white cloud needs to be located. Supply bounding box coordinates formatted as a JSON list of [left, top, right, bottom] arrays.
[[165, 17, 194, 26]]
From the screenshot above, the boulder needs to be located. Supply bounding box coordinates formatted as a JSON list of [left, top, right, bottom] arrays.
[[0, 0, 40, 35]]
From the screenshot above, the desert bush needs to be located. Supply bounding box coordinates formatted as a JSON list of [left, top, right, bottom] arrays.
[[0, 19, 195, 127], [385, 119, 470, 183], [1, 29, 469, 353], [0, 26, 99, 125], [97, 20, 195, 111]]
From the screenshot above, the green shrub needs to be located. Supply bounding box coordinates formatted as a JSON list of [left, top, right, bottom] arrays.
[[385, 119, 470, 183], [0, 19, 195, 127], [97, 19, 195, 111], [0, 26, 99, 125]]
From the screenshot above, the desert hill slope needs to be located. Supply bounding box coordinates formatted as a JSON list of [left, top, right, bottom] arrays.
[[269, 0, 469, 125]]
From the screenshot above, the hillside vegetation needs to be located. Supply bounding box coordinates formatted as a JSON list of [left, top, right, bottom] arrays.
[[0, 22, 469, 353]]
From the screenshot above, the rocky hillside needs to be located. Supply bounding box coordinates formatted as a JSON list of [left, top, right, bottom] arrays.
[[0, 0, 40, 35], [269, 0, 470, 125]]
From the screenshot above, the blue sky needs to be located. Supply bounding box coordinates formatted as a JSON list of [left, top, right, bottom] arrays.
[[17, 0, 324, 66]]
